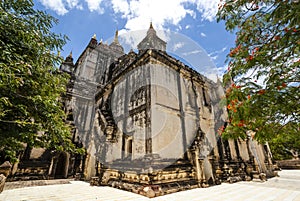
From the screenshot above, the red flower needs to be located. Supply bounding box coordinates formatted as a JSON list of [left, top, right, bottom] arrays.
[[246, 55, 253, 61], [238, 122, 244, 127], [258, 89, 265, 95], [274, 35, 281, 40]]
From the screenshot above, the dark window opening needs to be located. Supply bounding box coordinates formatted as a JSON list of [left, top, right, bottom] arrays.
[[202, 88, 210, 106]]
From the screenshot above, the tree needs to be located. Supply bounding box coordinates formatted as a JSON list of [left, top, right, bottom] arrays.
[[216, 1, 299, 144], [0, 0, 77, 162], [269, 122, 300, 160]]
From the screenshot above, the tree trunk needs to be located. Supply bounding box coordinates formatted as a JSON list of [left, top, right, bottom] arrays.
[[0, 174, 6, 193], [289, 149, 299, 160]]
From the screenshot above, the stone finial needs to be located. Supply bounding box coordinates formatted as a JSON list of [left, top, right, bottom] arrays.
[[64, 51, 74, 64], [150, 21, 153, 29], [147, 22, 156, 35], [88, 34, 98, 48], [114, 30, 119, 44], [109, 29, 124, 53]]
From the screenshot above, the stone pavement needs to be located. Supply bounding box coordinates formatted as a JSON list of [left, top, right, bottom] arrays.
[[3, 179, 72, 190], [0, 170, 299, 201]]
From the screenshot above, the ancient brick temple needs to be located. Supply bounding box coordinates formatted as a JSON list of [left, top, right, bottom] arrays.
[[7, 24, 276, 197]]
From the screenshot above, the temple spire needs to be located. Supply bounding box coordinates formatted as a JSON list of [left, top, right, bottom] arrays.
[[137, 22, 166, 51], [114, 30, 119, 44], [150, 21, 153, 29], [109, 29, 124, 53], [147, 22, 156, 35]]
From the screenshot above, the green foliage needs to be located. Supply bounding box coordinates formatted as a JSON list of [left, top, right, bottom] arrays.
[[269, 122, 300, 160], [217, 1, 300, 145], [0, 0, 78, 162]]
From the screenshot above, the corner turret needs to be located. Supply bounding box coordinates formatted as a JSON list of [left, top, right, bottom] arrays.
[[60, 51, 75, 74], [88, 34, 98, 49]]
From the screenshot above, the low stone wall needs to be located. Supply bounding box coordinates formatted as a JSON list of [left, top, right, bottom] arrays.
[[277, 160, 300, 169]]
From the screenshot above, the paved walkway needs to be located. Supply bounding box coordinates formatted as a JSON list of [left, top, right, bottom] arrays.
[[1, 170, 300, 201]]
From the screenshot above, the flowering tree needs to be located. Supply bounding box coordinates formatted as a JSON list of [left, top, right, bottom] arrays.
[[216, 0, 299, 150]]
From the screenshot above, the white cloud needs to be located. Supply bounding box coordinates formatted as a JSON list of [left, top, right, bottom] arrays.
[[172, 42, 185, 51], [39, 0, 68, 15], [186, 9, 196, 19], [182, 50, 202, 56], [217, 65, 227, 76], [118, 29, 147, 50], [85, 0, 104, 13], [39, 0, 102, 14], [66, 0, 83, 10], [111, 0, 130, 17], [114, 0, 195, 31], [210, 55, 218, 60], [200, 32, 206, 37], [193, 0, 219, 22], [209, 46, 227, 56], [208, 46, 227, 69], [39, 0, 220, 28], [117, 29, 169, 51]]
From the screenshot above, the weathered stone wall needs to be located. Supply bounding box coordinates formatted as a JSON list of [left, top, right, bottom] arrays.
[[66, 26, 276, 197], [64, 38, 125, 179], [95, 60, 216, 163]]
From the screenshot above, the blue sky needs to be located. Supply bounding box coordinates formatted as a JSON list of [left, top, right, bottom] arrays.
[[34, 0, 236, 77]]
